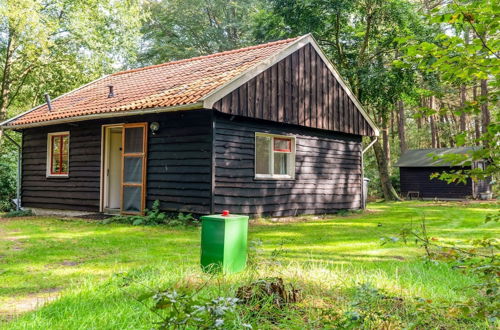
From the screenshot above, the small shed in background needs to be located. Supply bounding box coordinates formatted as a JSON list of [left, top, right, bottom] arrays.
[[395, 147, 491, 200]]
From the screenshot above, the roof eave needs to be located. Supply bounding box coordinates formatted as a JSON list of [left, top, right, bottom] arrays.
[[0, 102, 204, 130]]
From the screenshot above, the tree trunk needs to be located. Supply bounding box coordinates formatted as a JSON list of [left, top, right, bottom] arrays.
[[473, 84, 481, 144], [480, 79, 490, 136], [397, 100, 407, 153], [382, 127, 390, 166], [429, 96, 439, 148], [459, 85, 467, 132], [372, 137, 401, 201]]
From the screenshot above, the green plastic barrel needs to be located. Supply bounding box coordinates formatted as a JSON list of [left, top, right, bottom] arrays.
[[200, 210, 249, 274]]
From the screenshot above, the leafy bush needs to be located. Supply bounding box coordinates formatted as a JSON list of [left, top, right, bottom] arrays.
[[0, 140, 18, 212], [103, 200, 195, 226]]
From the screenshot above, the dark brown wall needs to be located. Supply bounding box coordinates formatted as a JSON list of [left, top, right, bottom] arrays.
[[213, 44, 375, 137], [21, 110, 213, 213], [213, 113, 363, 216], [400, 167, 473, 199]]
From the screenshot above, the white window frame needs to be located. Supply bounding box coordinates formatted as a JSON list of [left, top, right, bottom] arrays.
[[46, 131, 70, 178], [254, 132, 296, 180]]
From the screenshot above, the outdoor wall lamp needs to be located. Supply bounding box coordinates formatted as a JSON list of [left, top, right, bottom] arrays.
[[150, 122, 160, 135]]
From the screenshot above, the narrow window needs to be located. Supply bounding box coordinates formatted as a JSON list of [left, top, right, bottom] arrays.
[[47, 132, 69, 177], [255, 133, 295, 179]]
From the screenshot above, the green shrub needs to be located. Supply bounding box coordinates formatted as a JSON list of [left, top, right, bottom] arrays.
[[0, 141, 17, 212], [103, 200, 195, 226], [3, 209, 33, 218]]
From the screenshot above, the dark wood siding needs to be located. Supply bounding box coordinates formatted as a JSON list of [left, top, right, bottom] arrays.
[[213, 44, 375, 136], [147, 111, 212, 214], [21, 110, 213, 213], [400, 167, 473, 199], [213, 113, 363, 216], [22, 124, 102, 211]]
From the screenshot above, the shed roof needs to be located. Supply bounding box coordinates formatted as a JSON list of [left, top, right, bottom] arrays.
[[0, 34, 378, 135], [395, 147, 478, 167]]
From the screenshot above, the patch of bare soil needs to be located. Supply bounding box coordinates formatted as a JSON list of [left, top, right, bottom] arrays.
[[0, 288, 61, 321], [1, 235, 26, 251]]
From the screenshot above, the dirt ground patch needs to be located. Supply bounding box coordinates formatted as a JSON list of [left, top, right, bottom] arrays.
[[0, 288, 61, 321]]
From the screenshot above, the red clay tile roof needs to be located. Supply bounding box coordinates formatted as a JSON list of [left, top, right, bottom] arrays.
[[4, 37, 299, 127]]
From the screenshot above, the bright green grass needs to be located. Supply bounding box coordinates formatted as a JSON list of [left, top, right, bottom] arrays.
[[0, 201, 498, 329]]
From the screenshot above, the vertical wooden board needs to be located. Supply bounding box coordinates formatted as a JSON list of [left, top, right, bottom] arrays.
[[310, 45, 317, 128], [284, 56, 292, 123], [345, 92, 351, 134], [270, 65, 278, 122], [231, 90, 238, 115], [304, 45, 311, 126], [278, 60, 285, 122], [337, 80, 343, 132], [291, 52, 299, 125], [255, 74, 263, 118], [247, 78, 255, 118], [263, 69, 269, 120], [298, 47, 305, 126], [350, 97, 355, 134], [328, 73, 334, 131], [322, 61, 328, 130], [353, 100, 359, 134], [239, 84, 247, 117], [347, 99, 352, 134], [316, 53, 324, 129], [222, 96, 231, 114]]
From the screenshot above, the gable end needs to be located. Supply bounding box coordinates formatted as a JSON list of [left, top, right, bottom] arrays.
[[209, 41, 377, 136]]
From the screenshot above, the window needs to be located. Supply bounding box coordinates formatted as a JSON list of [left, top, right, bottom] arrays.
[[47, 132, 69, 177], [255, 133, 295, 179]]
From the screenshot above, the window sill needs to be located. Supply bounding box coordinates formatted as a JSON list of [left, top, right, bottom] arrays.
[[46, 174, 69, 179], [254, 175, 295, 181]]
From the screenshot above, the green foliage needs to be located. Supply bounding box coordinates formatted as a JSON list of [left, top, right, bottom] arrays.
[[2, 209, 33, 218], [0, 138, 19, 211], [0, 0, 145, 120], [138, 0, 260, 65], [148, 290, 241, 329], [386, 216, 500, 326], [103, 200, 195, 226]]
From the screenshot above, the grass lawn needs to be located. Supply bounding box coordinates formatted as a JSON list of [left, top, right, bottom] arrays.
[[0, 201, 498, 329]]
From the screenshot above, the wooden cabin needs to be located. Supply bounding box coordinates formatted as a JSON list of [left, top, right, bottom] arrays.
[[396, 147, 491, 200], [0, 34, 379, 217]]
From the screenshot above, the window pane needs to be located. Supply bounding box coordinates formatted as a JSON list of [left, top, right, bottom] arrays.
[[256, 136, 271, 175], [62, 135, 69, 155], [61, 154, 69, 173], [123, 186, 142, 213], [52, 153, 60, 173], [124, 127, 144, 153], [274, 138, 291, 152], [52, 136, 61, 154], [274, 152, 290, 175], [123, 157, 143, 184]]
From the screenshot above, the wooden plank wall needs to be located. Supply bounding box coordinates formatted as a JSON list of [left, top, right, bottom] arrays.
[[147, 111, 212, 214], [22, 124, 102, 211], [213, 114, 363, 216], [21, 111, 213, 213], [400, 167, 473, 199], [213, 44, 375, 136]]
